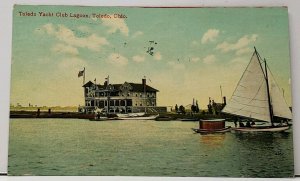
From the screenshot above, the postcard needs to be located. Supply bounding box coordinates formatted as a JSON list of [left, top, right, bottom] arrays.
[[9, 5, 294, 177]]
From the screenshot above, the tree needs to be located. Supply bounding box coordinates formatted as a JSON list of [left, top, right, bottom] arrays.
[[191, 104, 197, 113], [179, 105, 186, 114], [196, 100, 200, 113], [175, 104, 179, 113]]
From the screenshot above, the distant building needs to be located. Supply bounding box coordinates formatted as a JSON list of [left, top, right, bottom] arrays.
[[79, 78, 166, 113], [207, 97, 226, 115]]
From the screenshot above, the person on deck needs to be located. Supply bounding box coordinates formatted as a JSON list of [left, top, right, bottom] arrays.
[[246, 120, 251, 127], [239, 121, 245, 127], [234, 120, 237, 128]]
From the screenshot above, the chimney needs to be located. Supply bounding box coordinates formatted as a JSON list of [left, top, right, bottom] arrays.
[[223, 96, 227, 105], [104, 81, 108, 88], [142, 78, 146, 93]]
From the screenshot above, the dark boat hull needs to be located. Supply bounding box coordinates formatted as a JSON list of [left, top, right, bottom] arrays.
[[192, 126, 231, 133]]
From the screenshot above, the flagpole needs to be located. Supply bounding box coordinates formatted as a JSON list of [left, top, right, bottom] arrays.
[[220, 85, 223, 103], [83, 67, 85, 85]]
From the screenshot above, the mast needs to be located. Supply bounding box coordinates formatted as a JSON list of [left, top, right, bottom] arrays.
[[254, 47, 274, 124], [264, 59, 274, 126]]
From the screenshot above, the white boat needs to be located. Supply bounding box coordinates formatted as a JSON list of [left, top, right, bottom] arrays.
[[222, 48, 292, 132], [232, 126, 289, 132], [118, 114, 159, 120], [116, 112, 145, 118]]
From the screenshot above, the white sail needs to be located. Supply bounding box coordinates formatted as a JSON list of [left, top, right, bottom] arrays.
[[222, 51, 271, 122], [268, 67, 292, 119]]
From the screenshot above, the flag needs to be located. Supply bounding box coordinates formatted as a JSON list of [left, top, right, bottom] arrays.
[[78, 69, 84, 77]]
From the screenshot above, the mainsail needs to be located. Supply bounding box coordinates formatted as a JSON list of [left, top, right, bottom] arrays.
[[222, 49, 292, 122], [268, 67, 293, 119]]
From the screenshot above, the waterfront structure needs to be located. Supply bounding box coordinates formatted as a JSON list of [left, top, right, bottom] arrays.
[[207, 97, 226, 115], [79, 78, 166, 114]]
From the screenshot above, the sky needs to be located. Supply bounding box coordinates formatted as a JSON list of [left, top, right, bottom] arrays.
[[11, 5, 292, 109]]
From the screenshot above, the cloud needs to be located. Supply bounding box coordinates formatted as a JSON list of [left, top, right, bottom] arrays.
[[154, 52, 162, 60], [191, 40, 199, 47], [230, 57, 246, 64], [201, 29, 220, 44], [77, 26, 90, 33], [38, 23, 109, 52], [132, 55, 145, 63], [102, 16, 129, 36], [235, 47, 252, 56], [132, 31, 143, 38], [52, 43, 79, 55], [107, 53, 128, 66], [216, 34, 258, 53], [191, 57, 200, 63], [58, 57, 86, 70], [167, 61, 185, 70], [203, 54, 216, 64]]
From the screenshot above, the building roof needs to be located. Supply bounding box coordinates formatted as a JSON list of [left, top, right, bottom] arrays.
[[82, 81, 158, 92]]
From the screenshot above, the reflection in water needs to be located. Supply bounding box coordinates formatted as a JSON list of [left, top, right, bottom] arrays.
[[199, 133, 226, 147], [234, 131, 291, 142], [230, 131, 293, 177]]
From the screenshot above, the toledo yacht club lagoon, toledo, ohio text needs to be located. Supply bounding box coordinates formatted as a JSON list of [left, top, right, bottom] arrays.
[[18, 11, 127, 19]]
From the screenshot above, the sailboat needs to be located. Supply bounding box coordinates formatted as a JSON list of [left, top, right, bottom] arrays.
[[222, 47, 292, 132]]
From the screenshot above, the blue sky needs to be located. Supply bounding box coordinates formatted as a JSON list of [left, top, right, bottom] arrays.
[[11, 5, 291, 108]]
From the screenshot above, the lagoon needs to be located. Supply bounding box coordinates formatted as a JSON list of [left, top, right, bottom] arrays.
[[8, 119, 294, 177]]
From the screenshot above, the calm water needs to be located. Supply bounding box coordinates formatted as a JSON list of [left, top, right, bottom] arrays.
[[8, 119, 294, 177]]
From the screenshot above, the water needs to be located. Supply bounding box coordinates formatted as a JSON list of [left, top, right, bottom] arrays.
[[8, 119, 294, 177]]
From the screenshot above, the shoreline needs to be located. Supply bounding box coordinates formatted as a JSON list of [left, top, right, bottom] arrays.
[[10, 110, 227, 120]]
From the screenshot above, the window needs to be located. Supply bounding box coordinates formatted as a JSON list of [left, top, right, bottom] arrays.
[[121, 100, 125, 106], [110, 100, 114, 106], [127, 99, 132, 106]]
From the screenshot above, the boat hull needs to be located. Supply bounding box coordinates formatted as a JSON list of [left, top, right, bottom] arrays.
[[118, 114, 159, 120], [179, 118, 199, 121], [192, 127, 231, 133], [155, 116, 172, 121], [232, 125, 290, 132], [89, 117, 114, 121], [116, 112, 145, 118]]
